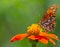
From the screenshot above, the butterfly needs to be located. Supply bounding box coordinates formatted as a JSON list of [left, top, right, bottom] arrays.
[[39, 4, 58, 32]]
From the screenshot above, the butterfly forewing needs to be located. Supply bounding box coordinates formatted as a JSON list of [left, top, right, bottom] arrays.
[[39, 4, 58, 32]]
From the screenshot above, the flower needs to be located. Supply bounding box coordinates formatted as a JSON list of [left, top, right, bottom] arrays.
[[10, 24, 59, 45]]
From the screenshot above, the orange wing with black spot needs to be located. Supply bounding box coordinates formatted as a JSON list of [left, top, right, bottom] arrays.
[[39, 4, 58, 32]]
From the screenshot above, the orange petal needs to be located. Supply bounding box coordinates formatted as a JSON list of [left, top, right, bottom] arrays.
[[28, 35, 37, 40], [39, 32, 49, 36], [11, 33, 28, 42], [40, 32, 59, 40], [38, 38, 48, 44], [48, 38, 56, 45], [47, 34, 58, 40]]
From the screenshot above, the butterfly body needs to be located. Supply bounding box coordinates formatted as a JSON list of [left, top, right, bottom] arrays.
[[39, 4, 58, 32]]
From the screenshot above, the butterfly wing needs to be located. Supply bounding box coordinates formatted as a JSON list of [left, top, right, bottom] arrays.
[[39, 4, 58, 32]]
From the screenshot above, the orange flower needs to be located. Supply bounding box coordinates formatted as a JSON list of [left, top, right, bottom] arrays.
[[10, 24, 59, 45]]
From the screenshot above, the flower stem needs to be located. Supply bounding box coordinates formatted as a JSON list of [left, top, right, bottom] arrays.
[[30, 40, 38, 47], [31, 42, 37, 47]]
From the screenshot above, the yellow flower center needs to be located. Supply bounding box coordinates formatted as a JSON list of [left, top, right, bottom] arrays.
[[27, 24, 42, 35]]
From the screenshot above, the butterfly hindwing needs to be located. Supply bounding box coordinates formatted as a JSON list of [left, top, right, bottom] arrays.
[[39, 4, 58, 32]]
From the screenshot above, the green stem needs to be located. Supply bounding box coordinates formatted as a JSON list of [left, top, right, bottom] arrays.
[[29, 39, 38, 47], [31, 42, 37, 47]]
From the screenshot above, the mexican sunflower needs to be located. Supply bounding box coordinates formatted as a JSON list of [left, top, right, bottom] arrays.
[[10, 24, 59, 45]]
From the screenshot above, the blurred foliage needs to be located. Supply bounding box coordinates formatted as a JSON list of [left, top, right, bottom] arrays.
[[0, 0, 60, 47]]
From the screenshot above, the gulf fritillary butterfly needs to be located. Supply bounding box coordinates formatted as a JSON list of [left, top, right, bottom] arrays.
[[39, 4, 58, 32]]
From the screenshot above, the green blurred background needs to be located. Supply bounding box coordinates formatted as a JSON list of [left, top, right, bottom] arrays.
[[0, 0, 60, 47]]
